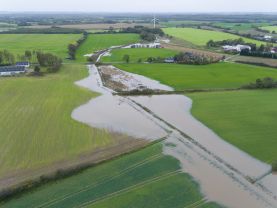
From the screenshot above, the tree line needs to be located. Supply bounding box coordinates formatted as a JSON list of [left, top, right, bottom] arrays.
[[121, 26, 165, 42], [68, 32, 88, 60]]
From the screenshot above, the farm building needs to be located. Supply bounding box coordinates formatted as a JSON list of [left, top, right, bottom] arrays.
[[0, 66, 26, 76], [222, 45, 251, 52], [164, 57, 175, 63], [124, 42, 161, 49], [16, 62, 30, 68]]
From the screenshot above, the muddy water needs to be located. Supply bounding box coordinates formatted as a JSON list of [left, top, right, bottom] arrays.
[[72, 94, 167, 140], [164, 132, 276, 208], [72, 65, 169, 140], [72, 64, 277, 208], [131, 95, 271, 180]]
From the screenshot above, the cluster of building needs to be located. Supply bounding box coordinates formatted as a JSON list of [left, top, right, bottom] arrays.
[[124, 42, 162, 49], [271, 47, 277, 53], [0, 62, 30, 76], [222, 45, 252, 52]]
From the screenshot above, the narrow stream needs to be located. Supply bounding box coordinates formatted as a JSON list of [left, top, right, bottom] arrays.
[[72, 64, 277, 208]]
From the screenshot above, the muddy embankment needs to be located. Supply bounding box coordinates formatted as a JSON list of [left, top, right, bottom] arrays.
[[72, 64, 277, 208]]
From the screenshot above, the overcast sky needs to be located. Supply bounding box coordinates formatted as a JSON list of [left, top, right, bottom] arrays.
[[1, 0, 277, 13]]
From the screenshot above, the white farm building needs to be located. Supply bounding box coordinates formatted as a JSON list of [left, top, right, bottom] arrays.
[[124, 42, 161, 49], [222, 45, 251, 52], [0, 66, 26, 76]]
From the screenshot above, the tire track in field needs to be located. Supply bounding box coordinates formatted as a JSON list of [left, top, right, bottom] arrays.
[[34, 153, 164, 208], [76, 170, 182, 208]]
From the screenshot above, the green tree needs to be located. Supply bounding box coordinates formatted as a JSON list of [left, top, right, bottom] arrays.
[[123, 54, 130, 63]]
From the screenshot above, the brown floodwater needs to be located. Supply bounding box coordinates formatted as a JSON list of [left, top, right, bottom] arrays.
[[72, 64, 277, 208]]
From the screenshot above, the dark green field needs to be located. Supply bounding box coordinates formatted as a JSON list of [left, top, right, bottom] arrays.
[[101, 48, 177, 63], [1, 143, 221, 208], [189, 90, 277, 165], [116, 62, 277, 90], [76, 34, 140, 62]]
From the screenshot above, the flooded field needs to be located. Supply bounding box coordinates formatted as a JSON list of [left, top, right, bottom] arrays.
[[72, 64, 277, 208]]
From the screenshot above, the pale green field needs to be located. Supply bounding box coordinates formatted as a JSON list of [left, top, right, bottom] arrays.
[[163, 28, 266, 46], [101, 48, 177, 63], [76, 33, 140, 62], [260, 25, 277, 33], [0, 64, 117, 178], [0, 34, 82, 58]]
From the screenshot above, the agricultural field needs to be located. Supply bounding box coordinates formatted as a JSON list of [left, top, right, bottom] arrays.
[[189, 90, 277, 165], [101, 48, 178, 63], [0, 64, 133, 182], [76, 33, 140, 62], [115, 62, 277, 90], [212, 22, 269, 32], [163, 28, 266, 46], [160, 20, 208, 27], [1, 143, 221, 208], [260, 25, 277, 33], [0, 34, 82, 58]]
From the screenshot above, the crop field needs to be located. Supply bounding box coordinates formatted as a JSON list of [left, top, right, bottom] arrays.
[[0, 64, 129, 181], [101, 48, 178, 63], [1, 143, 221, 208], [115, 62, 277, 90], [212, 22, 269, 32], [189, 90, 277, 165], [260, 25, 277, 33], [163, 28, 266, 46], [0, 34, 82, 58], [76, 33, 140, 62]]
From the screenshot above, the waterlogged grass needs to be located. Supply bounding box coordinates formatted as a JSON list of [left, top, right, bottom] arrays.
[[101, 48, 178, 63], [0, 64, 116, 178], [0, 34, 82, 58], [163, 28, 266, 46], [189, 90, 277, 165], [115, 62, 277, 90], [1, 143, 221, 208], [76, 33, 140, 62]]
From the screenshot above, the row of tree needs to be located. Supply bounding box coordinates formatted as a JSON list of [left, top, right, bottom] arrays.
[[121, 26, 165, 42], [174, 52, 221, 65], [36, 52, 63, 72], [240, 49, 277, 59], [242, 77, 277, 89], [0, 50, 15, 65], [68, 32, 88, 60]]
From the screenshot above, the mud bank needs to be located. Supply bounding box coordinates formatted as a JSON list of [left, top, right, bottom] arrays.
[[72, 64, 277, 208]]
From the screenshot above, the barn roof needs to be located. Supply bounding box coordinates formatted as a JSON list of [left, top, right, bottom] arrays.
[[0, 66, 26, 72]]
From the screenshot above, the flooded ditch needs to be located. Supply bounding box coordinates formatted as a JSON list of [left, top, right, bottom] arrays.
[[72, 64, 277, 208]]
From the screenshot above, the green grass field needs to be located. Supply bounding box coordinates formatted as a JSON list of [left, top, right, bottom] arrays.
[[163, 28, 266, 46], [213, 22, 269, 32], [115, 62, 277, 90], [0, 64, 118, 178], [189, 90, 277, 165], [101, 48, 177, 63], [260, 25, 277, 33], [76, 34, 140, 62], [0, 34, 82, 58], [1, 143, 221, 208]]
